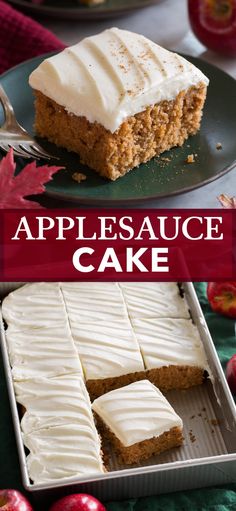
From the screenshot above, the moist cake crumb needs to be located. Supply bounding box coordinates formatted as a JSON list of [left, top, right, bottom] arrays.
[[189, 430, 196, 443], [72, 172, 87, 183], [33, 85, 207, 180], [210, 419, 220, 426], [186, 154, 195, 163], [160, 157, 171, 162]]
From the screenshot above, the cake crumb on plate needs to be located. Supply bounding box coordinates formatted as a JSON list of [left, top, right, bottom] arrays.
[[186, 154, 195, 163], [72, 172, 87, 183]]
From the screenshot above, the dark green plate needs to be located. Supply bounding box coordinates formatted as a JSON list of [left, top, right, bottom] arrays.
[[8, 0, 165, 20], [0, 54, 236, 206]]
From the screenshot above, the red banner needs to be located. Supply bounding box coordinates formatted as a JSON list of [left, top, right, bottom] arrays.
[[1, 209, 235, 281]]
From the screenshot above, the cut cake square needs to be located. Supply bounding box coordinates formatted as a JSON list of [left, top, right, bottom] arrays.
[[132, 318, 208, 391], [120, 282, 190, 319], [15, 374, 105, 484], [14, 374, 95, 434], [70, 319, 145, 400], [29, 28, 209, 181], [24, 423, 104, 484], [2, 282, 66, 331], [61, 282, 128, 323], [92, 379, 183, 465], [3, 282, 83, 381], [6, 324, 83, 381]]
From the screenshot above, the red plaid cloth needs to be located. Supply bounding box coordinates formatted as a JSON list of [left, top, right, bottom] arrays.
[[0, 1, 65, 74]]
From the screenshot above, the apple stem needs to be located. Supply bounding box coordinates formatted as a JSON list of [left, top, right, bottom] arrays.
[[214, 292, 234, 302]]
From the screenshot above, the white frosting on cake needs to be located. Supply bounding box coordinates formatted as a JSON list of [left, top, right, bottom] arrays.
[[29, 27, 209, 133], [120, 282, 190, 319], [132, 318, 208, 370], [92, 379, 183, 447], [16, 372, 105, 482], [71, 319, 144, 380], [61, 282, 128, 323], [2, 283, 67, 331], [6, 324, 83, 380], [24, 423, 104, 484], [14, 374, 93, 434]]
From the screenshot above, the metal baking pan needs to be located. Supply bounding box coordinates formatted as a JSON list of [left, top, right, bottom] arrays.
[[1, 282, 236, 506]]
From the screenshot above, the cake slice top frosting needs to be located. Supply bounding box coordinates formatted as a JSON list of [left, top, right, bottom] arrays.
[[16, 373, 105, 483], [92, 379, 183, 446], [24, 423, 105, 484], [132, 317, 209, 370], [6, 325, 83, 381], [14, 374, 95, 434], [2, 282, 66, 331], [61, 282, 129, 323], [120, 282, 190, 319], [29, 27, 209, 133], [71, 319, 145, 380]]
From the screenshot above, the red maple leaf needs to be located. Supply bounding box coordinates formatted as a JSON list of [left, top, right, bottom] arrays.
[[0, 149, 63, 208]]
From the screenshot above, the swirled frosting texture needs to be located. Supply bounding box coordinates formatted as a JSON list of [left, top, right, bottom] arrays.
[[2, 282, 208, 484], [6, 325, 83, 380], [24, 423, 104, 484], [14, 374, 95, 434], [92, 380, 183, 446], [71, 319, 144, 380], [2, 283, 66, 331], [120, 282, 190, 319], [3, 282, 83, 380], [132, 318, 208, 370], [29, 27, 209, 133], [15, 374, 104, 482], [61, 282, 128, 323]]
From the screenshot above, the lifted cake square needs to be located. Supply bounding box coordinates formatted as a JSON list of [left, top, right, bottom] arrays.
[[92, 380, 183, 465]]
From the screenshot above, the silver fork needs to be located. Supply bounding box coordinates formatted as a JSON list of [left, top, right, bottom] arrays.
[[0, 84, 57, 160]]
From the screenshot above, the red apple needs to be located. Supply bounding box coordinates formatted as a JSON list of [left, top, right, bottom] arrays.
[[207, 282, 236, 318], [188, 0, 236, 56], [226, 354, 236, 394], [0, 490, 33, 511], [49, 494, 107, 511]]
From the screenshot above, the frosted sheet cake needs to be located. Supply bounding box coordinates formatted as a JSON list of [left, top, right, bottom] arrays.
[[2, 282, 208, 397], [2, 282, 209, 483], [29, 28, 209, 181]]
